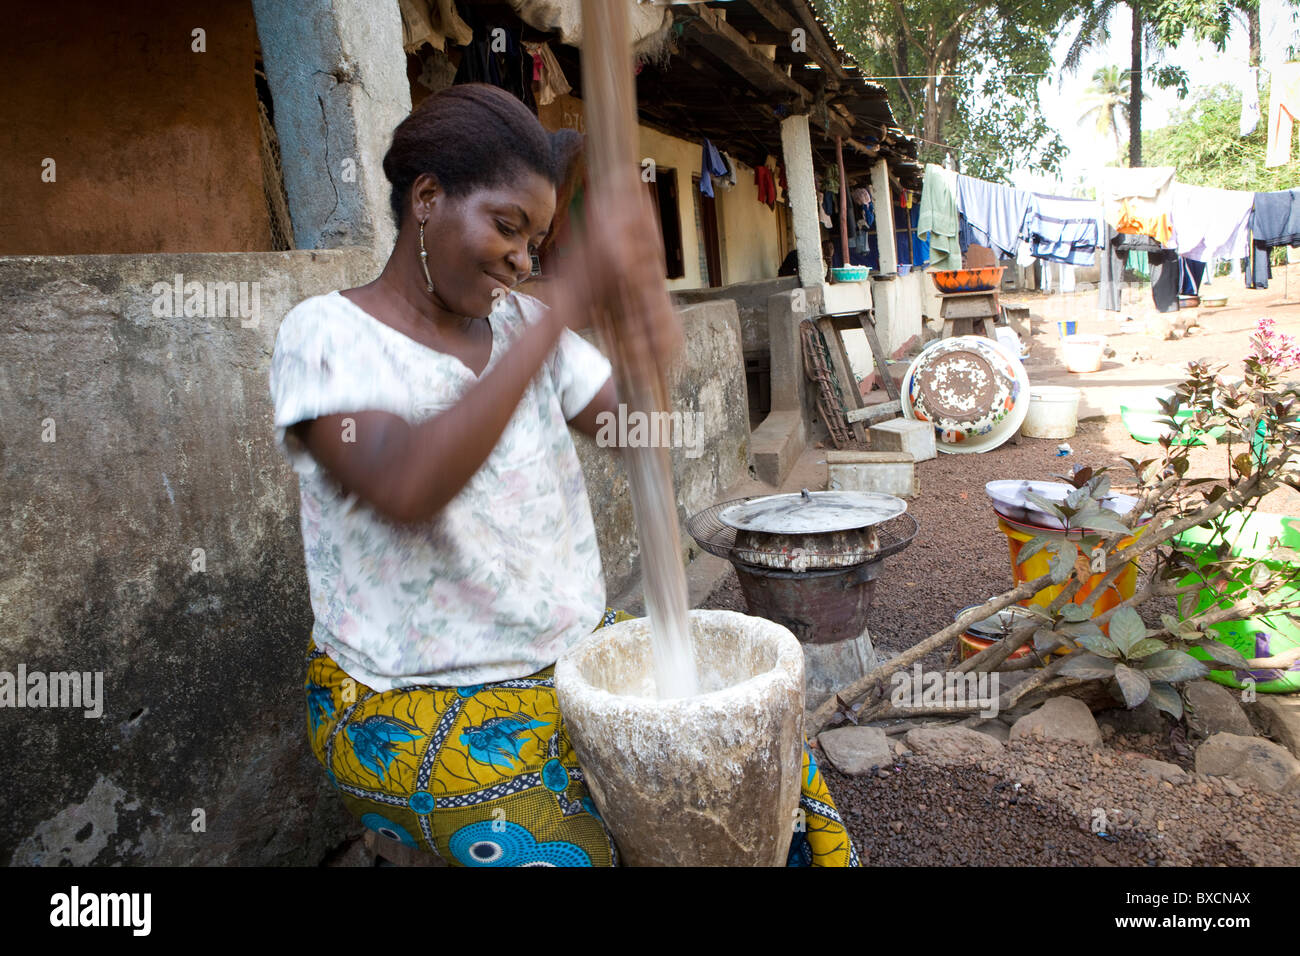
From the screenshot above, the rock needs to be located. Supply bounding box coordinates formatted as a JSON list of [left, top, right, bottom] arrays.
[[970, 719, 1011, 744], [905, 726, 1003, 759], [1195, 733, 1300, 794], [1251, 695, 1300, 759], [1184, 681, 1254, 739], [818, 726, 893, 776], [1139, 758, 1186, 783], [1010, 697, 1103, 747], [1097, 700, 1168, 737]]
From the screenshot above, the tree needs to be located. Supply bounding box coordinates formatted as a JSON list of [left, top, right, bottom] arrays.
[[825, 0, 1075, 182], [1143, 82, 1296, 192], [1078, 65, 1132, 158], [1061, 1, 1192, 168]]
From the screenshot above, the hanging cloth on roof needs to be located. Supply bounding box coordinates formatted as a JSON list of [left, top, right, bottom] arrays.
[[716, 152, 738, 191], [452, 11, 535, 111], [955, 175, 1031, 260], [1023, 193, 1101, 266], [522, 40, 572, 106], [917, 164, 960, 270], [1266, 62, 1300, 167], [1241, 67, 1261, 137], [755, 165, 776, 208], [1169, 182, 1253, 261], [1099, 166, 1175, 246], [399, 0, 474, 53], [699, 139, 728, 198]]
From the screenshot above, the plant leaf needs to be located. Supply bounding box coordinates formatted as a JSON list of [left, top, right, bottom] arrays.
[[1024, 491, 1066, 518], [1077, 510, 1132, 535], [1113, 662, 1152, 708], [1016, 534, 1052, 566], [1059, 652, 1119, 680], [1060, 603, 1094, 623], [1075, 632, 1121, 658], [1196, 640, 1251, 670], [1033, 628, 1060, 653], [1137, 648, 1210, 683], [1126, 638, 1168, 659], [1108, 607, 1147, 657], [1048, 540, 1078, 584], [1146, 682, 1183, 720]]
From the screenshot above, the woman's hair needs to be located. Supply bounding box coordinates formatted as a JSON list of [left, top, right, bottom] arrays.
[[382, 83, 583, 227]]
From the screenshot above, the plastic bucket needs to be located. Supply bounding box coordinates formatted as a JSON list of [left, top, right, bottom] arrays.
[[1175, 513, 1300, 694], [997, 518, 1140, 624], [1062, 334, 1105, 373], [1022, 386, 1081, 439]]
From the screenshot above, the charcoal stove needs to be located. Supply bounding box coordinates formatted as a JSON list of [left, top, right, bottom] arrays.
[[688, 490, 918, 707]]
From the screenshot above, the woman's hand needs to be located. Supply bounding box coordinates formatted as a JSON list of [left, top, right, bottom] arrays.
[[548, 182, 684, 377]]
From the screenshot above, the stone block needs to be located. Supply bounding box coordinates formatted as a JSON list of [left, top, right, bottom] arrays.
[[751, 410, 805, 486], [827, 450, 916, 498], [818, 726, 893, 776], [1195, 733, 1300, 793], [869, 418, 936, 462], [1010, 697, 1103, 747]]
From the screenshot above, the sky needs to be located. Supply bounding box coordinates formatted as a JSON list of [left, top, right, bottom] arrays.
[[1014, 0, 1300, 193]]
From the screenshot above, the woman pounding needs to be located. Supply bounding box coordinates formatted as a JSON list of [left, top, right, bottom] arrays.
[[270, 83, 856, 867]]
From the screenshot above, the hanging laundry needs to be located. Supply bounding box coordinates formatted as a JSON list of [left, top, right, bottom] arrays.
[[1266, 62, 1300, 167], [1023, 192, 1102, 266], [699, 139, 728, 198], [399, 0, 474, 53], [955, 175, 1031, 260], [1097, 226, 1180, 313], [1245, 188, 1300, 288], [910, 204, 929, 266], [754, 165, 776, 208], [521, 40, 572, 106], [1241, 67, 1261, 137], [1100, 166, 1176, 245], [453, 10, 535, 111], [716, 152, 738, 191], [1169, 182, 1253, 261], [1180, 258, 1206, 296], [917, 164, 960, 271]]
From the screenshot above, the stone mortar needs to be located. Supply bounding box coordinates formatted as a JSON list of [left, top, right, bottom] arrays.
[[555, 609, 804, 866]]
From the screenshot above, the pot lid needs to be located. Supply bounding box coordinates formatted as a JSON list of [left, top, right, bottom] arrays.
[[718, 489, 907, 534]]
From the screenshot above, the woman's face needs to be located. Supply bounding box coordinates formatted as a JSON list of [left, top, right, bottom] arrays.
[[426, 169, 557, 318]]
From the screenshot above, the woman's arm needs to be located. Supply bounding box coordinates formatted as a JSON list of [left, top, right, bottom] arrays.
[[294, 306, 569, 525]]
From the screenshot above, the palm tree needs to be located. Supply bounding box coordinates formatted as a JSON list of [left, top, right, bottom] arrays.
[[1062, 1, 1157, 167], [1078, 65, 1130, 160]]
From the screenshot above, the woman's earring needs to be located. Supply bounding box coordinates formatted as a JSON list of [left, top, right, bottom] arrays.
[[418, 219, 434, 294]]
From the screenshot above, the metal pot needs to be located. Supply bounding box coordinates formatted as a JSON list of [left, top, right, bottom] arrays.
[[719, 490, 906, 571]]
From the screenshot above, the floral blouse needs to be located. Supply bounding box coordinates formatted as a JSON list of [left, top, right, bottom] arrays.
[[269, 289, 612, 691]]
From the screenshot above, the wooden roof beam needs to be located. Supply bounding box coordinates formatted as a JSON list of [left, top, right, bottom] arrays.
[[744, 0, 847, 80], [679, 6, 811, 107]]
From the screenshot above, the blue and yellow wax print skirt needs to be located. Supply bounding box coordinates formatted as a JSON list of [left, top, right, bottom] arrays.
[[305, 609, 858, 867]]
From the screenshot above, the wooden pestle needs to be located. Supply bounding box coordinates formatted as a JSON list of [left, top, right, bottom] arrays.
[[577, 0, 696, 697]]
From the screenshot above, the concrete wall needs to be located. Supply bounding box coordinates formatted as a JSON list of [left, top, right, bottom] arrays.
[[252, 0, 410, 254], [0, 0, 272, 255], [0, 251, 750, 863], [1, 250, 378, 865], [575, 299, 752, 601], [672, 275, 798, 355]]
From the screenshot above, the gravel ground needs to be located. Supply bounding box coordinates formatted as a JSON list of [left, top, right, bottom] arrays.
[[825, 736, 1300, 867]]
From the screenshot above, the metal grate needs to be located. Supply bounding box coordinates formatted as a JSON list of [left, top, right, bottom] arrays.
[[687, 497, 918, 564]]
